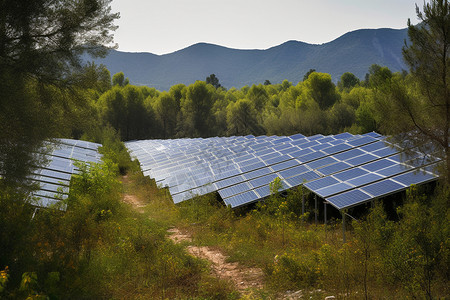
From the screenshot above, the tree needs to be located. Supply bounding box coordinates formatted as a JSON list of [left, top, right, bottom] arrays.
[[303, 72, 340, 110], [378, 0, 450, 183], [303, 68, 316, 81], [153, 92, 178, 138], [0, 0, 119, 184], [112, 72, 129, 87], [181, 81, 215, 137], [226, 99, 264, 136], [338, 72, 360, 90], [264, 80, 272, 85], [206, 74, 221, 89]]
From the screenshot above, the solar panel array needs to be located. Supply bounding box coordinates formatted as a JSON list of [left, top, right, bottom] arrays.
[[29, 139, 102, 208], [125, 132, 440, 210]]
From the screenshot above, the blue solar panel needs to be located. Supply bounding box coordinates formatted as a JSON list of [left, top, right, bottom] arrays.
[[298, 141, 319, 149], [362, 159, 397, 172], [215, 175, 246, 189], [243, 167, 272, 180], [306, 156, 338, 170], [249, 173, 279, 189], [347, 173, 384, 186], [278, 165, 310, 179], [279, 146, 299, 155], [316, 137, 335, 144], [260, 152, 281, 162], [223, 190, 259, 207], [284, 171, 320, 187], [265, 155, 291, 165], [359, 141, 388, 152], [310, 143, 332, 151], [126, 131, 439, 209], [391, 170, 437, 186], [219, 182, 251, 198], [289, 148, 314, 158], [327, 189, 372, 210], [333, 132, 354, 139], [361, 179, 405, 197], [333, 167, 368, 181], [347, 136, 377, 147], [362, 132, 382, 138], [304, 176, 339, 191], [255, 185, 271, 198], [333, 148, 365, 161], [316, 182, 353, 198], [270, 159, 300, 172], [376, 164, 413, 177], [372, 147, 399, 157], [240, 161, 267, 173], [346, 153, 379, 166], [317, 161, 352, 176], [321, 143, 353, 155], [297, 151, 327, 163], [290, 133, 306, 140], [237, 157, 261, 168]]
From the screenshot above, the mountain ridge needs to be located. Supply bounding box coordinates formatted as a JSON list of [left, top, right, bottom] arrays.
[[89, 27, 408, 90]]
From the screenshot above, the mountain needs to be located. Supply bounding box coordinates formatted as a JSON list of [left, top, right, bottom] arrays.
[[89, 28, 408, 91]]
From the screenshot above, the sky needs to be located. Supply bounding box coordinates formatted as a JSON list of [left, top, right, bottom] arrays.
[[110, 0, 423, 55]]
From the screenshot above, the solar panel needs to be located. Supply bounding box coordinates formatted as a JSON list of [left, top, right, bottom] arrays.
[[332, 167, 368, 181], [29, 138, 103, 208], [391, 169, 437, 186], [126, 132, 439, 209], [327, 189, 372, 210], [223, 190, 259, 207], [278, 165, 310, 179], [361, 179, 405, 197], [315, 182, 353, 198], [317, 161, 352, 176], [304, 176, 339, 191]]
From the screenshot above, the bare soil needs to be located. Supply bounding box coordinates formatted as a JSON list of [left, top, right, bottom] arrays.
[[168, 227, 264, 294], [121, 175, 265, 295]]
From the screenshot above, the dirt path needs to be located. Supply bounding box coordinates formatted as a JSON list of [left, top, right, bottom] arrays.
[[121, 175, 146, 212], [121, 175, 265, 295], [168, 227, 264, 294]]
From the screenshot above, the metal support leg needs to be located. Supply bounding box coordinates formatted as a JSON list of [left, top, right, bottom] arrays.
[[324, 202, 327, 225], [342, 211, 346, 243], [314, 194, 318, 225], [301, 192, 305, 216]]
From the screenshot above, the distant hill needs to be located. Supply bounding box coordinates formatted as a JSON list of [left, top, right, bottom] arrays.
[[88, 28, 408, 91]]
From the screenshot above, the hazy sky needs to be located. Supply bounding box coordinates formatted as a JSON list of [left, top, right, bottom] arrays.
[[110, 0, 423, 55]]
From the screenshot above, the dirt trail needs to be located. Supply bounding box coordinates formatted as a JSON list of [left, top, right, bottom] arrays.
[[168, 227, 264, 294], [121, 175, 146, 212], [121, 175, 265, 295]]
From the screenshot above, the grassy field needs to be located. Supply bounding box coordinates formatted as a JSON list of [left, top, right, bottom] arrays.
[[1, 149, 448, 299]]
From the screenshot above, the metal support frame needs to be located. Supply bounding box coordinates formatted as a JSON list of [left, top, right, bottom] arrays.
[[342, 210, 346, 243], [301, 191, 305, 215], [314, 194, 318, 225], [324, 202, 327, 225]]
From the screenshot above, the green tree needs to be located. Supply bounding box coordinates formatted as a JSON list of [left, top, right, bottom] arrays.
[[226, 99, 264, 136], [303, 72, 340, 110], [338, 72, 360, 90], [153, 92, 178, 138], [303, 68, 316, 81], [206, 74, 222, 89], [0, 0, 118, 183], [378, 0, 450, 183], [181, 81, 215, 137], [112, 72, 129, 87]]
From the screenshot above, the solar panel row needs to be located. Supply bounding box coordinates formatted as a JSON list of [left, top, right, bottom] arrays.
[[126, 132, 439, 211], [29, 139, 102, 208]]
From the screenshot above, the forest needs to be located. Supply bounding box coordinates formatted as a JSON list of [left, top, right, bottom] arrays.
[[0, 0, 449, 299]]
